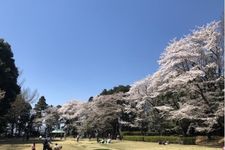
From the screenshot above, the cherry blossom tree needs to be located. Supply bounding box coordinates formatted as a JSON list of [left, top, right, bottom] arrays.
[[80, 93, 126, 138], [127, 20, 224, 136]]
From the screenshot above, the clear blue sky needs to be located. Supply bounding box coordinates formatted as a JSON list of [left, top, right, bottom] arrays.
[[0, 0, 223, 106]]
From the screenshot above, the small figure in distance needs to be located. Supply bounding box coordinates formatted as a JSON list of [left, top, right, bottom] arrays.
[[88, 134, 91, 141], [76, 134, 80, 142], [116, 134, 120, 140], [39, 135, 42, 140], [43, 138, 48, 150], [158, 141, 169, 145], [106, 138, 111, 144], [43, 138, 52, 150], [53, 143, 62, 150], [31, 143, 36, 150], [53, 143, 59, 150], [100, 139, 105, 144], [164, 141, 169, 145]]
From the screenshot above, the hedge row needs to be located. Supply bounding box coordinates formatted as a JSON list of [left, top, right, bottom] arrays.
[[122, 131, 142, 136], [123, 136, 196, 145], [181, 137, 196, 145], [122, 131, 158, 136]]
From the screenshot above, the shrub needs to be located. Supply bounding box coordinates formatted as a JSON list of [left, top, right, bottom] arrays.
[[123, 136, 144, 141], [144, 136, 180, 143], [122, 131, 160, 136], [123, 136, 196, 145], [180, 137, 196, 145], [122, 131, 143, 136]]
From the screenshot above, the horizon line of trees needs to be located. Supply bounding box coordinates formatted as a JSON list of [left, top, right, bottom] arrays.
[[100, 85, 131, 96]]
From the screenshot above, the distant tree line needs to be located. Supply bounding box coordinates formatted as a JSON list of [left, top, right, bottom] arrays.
[[100, 85, 131, 95]]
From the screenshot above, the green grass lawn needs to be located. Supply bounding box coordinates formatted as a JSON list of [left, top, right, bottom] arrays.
[[0, 138, 222, 150]]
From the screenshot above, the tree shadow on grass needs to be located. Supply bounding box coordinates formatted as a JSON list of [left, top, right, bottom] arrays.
[[94, 149, 111, 150], [0, 138, 62, 145], [1, 144, 31, 150], [196, 144, 223, 149]]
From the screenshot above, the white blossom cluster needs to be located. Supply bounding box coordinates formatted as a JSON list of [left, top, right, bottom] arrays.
[[127, 20, 224, 135]]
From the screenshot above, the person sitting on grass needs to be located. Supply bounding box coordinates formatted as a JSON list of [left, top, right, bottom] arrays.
[[106, 138, 111, 144], [100, 139, 105, 144], [53, 143, 62, 150], [158, 141, 169, 145]]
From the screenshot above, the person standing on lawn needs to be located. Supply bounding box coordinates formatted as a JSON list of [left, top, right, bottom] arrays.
[[31, 143, 36, 150]]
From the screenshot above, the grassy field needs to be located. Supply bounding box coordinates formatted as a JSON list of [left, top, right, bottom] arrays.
[[0, 138, 222, 150]]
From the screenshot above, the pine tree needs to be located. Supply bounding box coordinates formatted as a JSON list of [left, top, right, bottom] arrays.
[[0, 39, 20, 132], [34, 96, 48, 118]]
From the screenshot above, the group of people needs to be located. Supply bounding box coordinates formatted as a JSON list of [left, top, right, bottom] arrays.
[[76, 133, 113, 144], [99, 138, 111, 144], [158, 141, 169, 145], [97, 133, 112, 144], [43, 138, 63, 150], [31, 138, 62, 150]]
